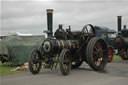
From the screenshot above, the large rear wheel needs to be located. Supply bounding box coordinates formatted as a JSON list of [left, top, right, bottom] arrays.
[[59, 49, 71, 75], [86, 37, 108, 71]]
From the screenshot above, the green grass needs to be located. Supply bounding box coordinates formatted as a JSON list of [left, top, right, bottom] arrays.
[[0, 62, 26, 76], [113, 55, 120, 60]]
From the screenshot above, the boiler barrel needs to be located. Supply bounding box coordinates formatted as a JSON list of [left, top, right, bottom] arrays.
[[43, 39, 79, 54], [114, 36, 128, 49]]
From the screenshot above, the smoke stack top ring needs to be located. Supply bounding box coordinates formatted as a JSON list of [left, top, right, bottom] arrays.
[[46, 9, 53, 13]]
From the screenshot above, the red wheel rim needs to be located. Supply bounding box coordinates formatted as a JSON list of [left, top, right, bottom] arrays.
[[93, 42, 105, 66], [108, 47, 113, 62]]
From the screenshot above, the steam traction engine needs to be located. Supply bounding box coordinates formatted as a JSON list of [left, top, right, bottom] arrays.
[[114, 16, 128, 60], [29, 9, 109, 75]]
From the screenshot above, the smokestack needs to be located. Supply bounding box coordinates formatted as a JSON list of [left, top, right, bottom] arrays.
[[117, 16, 122, 34], [46, 9, 53, 38]]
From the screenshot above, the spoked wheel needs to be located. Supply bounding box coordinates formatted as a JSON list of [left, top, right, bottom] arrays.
[[108, 46, 113, 62], [29, 49, 42, 74], [86, 37, 108, 71], [119, 48, 128, 60], [59, 49, 71, 75], [82, 24, 95, 34]]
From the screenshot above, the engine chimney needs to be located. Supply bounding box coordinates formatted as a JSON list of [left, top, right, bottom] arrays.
[[117, 16, 122, 34], [46, 9, 53, 38]]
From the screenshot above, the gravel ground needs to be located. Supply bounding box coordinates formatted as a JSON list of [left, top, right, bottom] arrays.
[[0, 59, 128, 85]]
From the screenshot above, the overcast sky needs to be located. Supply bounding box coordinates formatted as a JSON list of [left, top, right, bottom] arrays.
[[1, 0, 128, 35]]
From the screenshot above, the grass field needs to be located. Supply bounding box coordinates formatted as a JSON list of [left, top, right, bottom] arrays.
[[0, 62, 26, 76], [0, 55, 120, 76], [113, 55, 120, 60]]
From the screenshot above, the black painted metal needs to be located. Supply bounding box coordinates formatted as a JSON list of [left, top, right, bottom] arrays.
[[117, 16, 122, 34], [46, 9, 53, 38]]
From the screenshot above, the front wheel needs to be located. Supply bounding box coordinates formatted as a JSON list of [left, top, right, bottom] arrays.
[[29, 49, 42, 74], [86, 37, 108, 71], [59, 49, 71, 75], [119, 48, 128, 60]]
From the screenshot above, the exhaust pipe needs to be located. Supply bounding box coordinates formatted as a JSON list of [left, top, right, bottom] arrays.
[[45, 9, 53, 38], [117, 16, 122, 35]]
